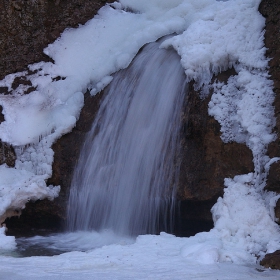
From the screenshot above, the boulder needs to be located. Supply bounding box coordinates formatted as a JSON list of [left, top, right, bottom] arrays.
[[261, 250, 280, 269], [0, 0, 112, 80]]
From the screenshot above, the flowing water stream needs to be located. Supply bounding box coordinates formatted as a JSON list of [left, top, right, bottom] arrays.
[[67, 40, 186, 236], [13, 40, 187, 256]]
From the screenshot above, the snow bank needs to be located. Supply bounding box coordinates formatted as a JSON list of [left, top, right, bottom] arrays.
[[0, 227, 16, 251], [0, 0, 279, 267], [0, 165, 59, 222], [161, 0, 267, 87], [212, 174, 280, 262], [1, 233, 280, 279]]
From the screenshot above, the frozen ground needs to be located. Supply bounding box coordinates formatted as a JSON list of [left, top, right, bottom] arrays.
[[0, 0, 279, 278], [1, 232, 280, 280]]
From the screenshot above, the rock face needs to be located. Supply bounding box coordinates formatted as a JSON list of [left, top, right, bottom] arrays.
[[0, 0, 111, 80], [2, 0, 277, 239], [178, 75, 254, 202], [258, 0, 280, 269], [259, 0, 280, 221], [261, 250, 280, 269], [176, 73, 254, 232], [0, 142, 16, 167], [0, 106, 16, 169]]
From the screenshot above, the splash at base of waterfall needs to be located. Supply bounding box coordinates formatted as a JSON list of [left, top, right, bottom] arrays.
[[11, 230, 133, 257]]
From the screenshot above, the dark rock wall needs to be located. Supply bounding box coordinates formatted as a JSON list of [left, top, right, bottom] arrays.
[[178, 74, 254, 202], [1, 0, 278, 237], [175, 70, 254, 231], [258, 0, 280, 269], [0, 0, 111, 80], [261, 250, 280, 269], [259, 0, 280, 222]]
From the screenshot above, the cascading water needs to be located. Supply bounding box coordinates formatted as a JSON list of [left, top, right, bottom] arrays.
[[66, 40, 186, 236]]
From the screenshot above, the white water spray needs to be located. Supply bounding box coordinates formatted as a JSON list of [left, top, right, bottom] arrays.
[[67, 40, 186, 236]]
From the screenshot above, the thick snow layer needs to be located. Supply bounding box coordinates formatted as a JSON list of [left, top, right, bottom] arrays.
[[0, 0, 279, 274], [211, 174, 280, 262], [0, 165, 59, 222], [161, 0, 267, 87], [1, 233, 280, 280], [0, 227, 16, 252]]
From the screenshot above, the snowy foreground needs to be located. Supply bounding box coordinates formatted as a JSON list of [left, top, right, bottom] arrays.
[[0, 0, 280, 278], [0, 232, 280, 280]]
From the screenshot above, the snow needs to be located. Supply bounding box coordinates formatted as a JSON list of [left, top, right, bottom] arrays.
[[161, 0, 267, 87], [0, 0, 279, 278], [0, 165, 59, 223], [1, 233, 280, 280], [0, 227, 16, 252]]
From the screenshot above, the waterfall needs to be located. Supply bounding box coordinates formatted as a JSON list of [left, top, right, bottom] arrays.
[[67, 40, 186, 236]]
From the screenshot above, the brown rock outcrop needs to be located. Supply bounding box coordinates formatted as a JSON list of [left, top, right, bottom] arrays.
[[259, 0, 280, 269], [176, 71, 254, 230], [0, 106, 16, 168], [261, 250, 280, 269], [0, 0, 112, 80], [178, 78, 254, 202], [0, 142, 16, 167], [259, 0, 280, 219]]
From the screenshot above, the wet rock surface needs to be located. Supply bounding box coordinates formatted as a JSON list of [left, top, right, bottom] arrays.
[[259, 0, 280, 219], [0, 142, 16, 167]]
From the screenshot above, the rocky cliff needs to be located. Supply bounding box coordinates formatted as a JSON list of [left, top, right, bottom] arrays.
[[258, 0, 280, 269], [0, 0, 278, 243], [0, 0, 110, 80], [259, 0, 280, 222]]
